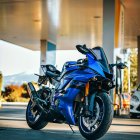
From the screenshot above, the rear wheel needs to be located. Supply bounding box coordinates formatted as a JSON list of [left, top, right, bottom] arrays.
[[78, 92, 113, 140], [26, 100, 48, 130]]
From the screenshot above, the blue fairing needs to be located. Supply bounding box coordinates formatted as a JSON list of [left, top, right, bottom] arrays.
[[58, 88, 81, 124], [63, 61, 78, 72], [56, 71, 99, 124], [87, 53, 105, 77], [53, 52, 106, 125]]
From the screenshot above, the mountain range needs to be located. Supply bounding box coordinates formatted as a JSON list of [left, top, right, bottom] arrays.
[[3, 72, 38, 88]]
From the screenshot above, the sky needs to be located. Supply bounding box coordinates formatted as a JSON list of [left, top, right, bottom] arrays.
[[56, 50, 84, 70], [0, 40, 85, 75], [0, 40, 85, 87], [0, 40, 40, 76]]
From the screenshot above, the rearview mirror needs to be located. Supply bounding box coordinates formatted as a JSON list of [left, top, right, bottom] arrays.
[[117, 62, 127, 69], [131, 90, 136, 94]]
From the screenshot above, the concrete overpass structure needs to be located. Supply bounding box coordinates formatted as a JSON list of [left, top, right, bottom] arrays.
[[0, 0, 140, 81]]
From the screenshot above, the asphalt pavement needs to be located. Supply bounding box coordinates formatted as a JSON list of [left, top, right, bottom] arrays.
[[0, 104, 140, 140]]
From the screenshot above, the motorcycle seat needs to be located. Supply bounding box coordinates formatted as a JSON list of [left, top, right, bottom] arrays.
[[46, 70, 60, 78]]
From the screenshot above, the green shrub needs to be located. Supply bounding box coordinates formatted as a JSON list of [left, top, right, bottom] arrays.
[[0, 71, 3, 97]]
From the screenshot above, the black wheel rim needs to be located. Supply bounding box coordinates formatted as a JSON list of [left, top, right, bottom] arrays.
[[79, 96, 104, 133], [27, 100, 42, 124]]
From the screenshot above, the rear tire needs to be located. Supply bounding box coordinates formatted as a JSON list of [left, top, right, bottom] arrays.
[[26, 100, 48, 130], [78, 92, 113, 140]]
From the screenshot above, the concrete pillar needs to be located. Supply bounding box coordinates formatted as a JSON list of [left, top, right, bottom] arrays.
[[0, 71, 2, 108], [103, 0, 116, 64], [40, 40, 56, 71], [40, 40, 48, 65], [46, 42, 56, 65], [40, 40, 47, 74], [103, 0, 117, 102], [137, 36, 140, 83]]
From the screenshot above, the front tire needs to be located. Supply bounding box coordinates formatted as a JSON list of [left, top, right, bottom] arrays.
[[78, 92, 113, 140], [26, 100, 48, 130]]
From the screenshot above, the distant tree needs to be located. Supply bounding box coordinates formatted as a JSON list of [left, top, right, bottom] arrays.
[[130, 49, 138, 90], [123, 67, 129, 92], [0, 71, 3, 97], [21, 83, 29, 98], [2, 84, 29, 102]]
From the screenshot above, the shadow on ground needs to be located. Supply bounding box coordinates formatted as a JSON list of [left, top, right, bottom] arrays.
[[0, 127, 140, 140]]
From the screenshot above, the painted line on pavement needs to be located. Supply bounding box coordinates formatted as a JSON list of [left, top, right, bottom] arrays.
[[0, 116, 25, 121], [2, 106, 26, 109], [1, 102, 27, 106]]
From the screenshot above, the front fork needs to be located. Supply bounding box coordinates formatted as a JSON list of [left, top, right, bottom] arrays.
[[84, 82, 96, 116]]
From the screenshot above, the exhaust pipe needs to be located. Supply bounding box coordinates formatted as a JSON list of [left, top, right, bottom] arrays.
[[27, 82, 38, 102], [27, 82, 48, 113], [27, 83, 63, 121]]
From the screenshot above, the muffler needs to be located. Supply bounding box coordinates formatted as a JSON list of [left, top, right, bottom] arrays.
[[27, 82, 48, 113], [27, 82, 38, 101]]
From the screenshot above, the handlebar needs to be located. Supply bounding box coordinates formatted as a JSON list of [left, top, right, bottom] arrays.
[[110, 62, 127, 69], [46, 70, 59, 77]]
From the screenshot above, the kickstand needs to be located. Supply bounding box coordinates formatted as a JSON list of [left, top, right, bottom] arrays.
[[68, 124, 75, 133]]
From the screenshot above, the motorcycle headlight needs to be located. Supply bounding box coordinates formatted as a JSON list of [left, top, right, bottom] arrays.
[[131, 95, 139, 102]]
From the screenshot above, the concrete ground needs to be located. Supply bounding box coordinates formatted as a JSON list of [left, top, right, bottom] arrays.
[[0, 104, 140, 140]]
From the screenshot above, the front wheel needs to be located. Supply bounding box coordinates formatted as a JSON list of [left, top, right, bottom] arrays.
[[78, 92, 113, 140], [26, 100, 48, 130]]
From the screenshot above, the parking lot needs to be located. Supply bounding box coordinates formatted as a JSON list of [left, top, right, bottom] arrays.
[[0, 104, 140, 140]]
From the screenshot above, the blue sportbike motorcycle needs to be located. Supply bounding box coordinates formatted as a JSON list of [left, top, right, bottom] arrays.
[[26, 45, 118, 140]]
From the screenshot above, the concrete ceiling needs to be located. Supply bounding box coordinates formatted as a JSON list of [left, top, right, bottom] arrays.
[[0, 0, 139, 50], [0, 0, 46, 50], [123, 0, 140, 48], [0, 0, 102, 50]]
